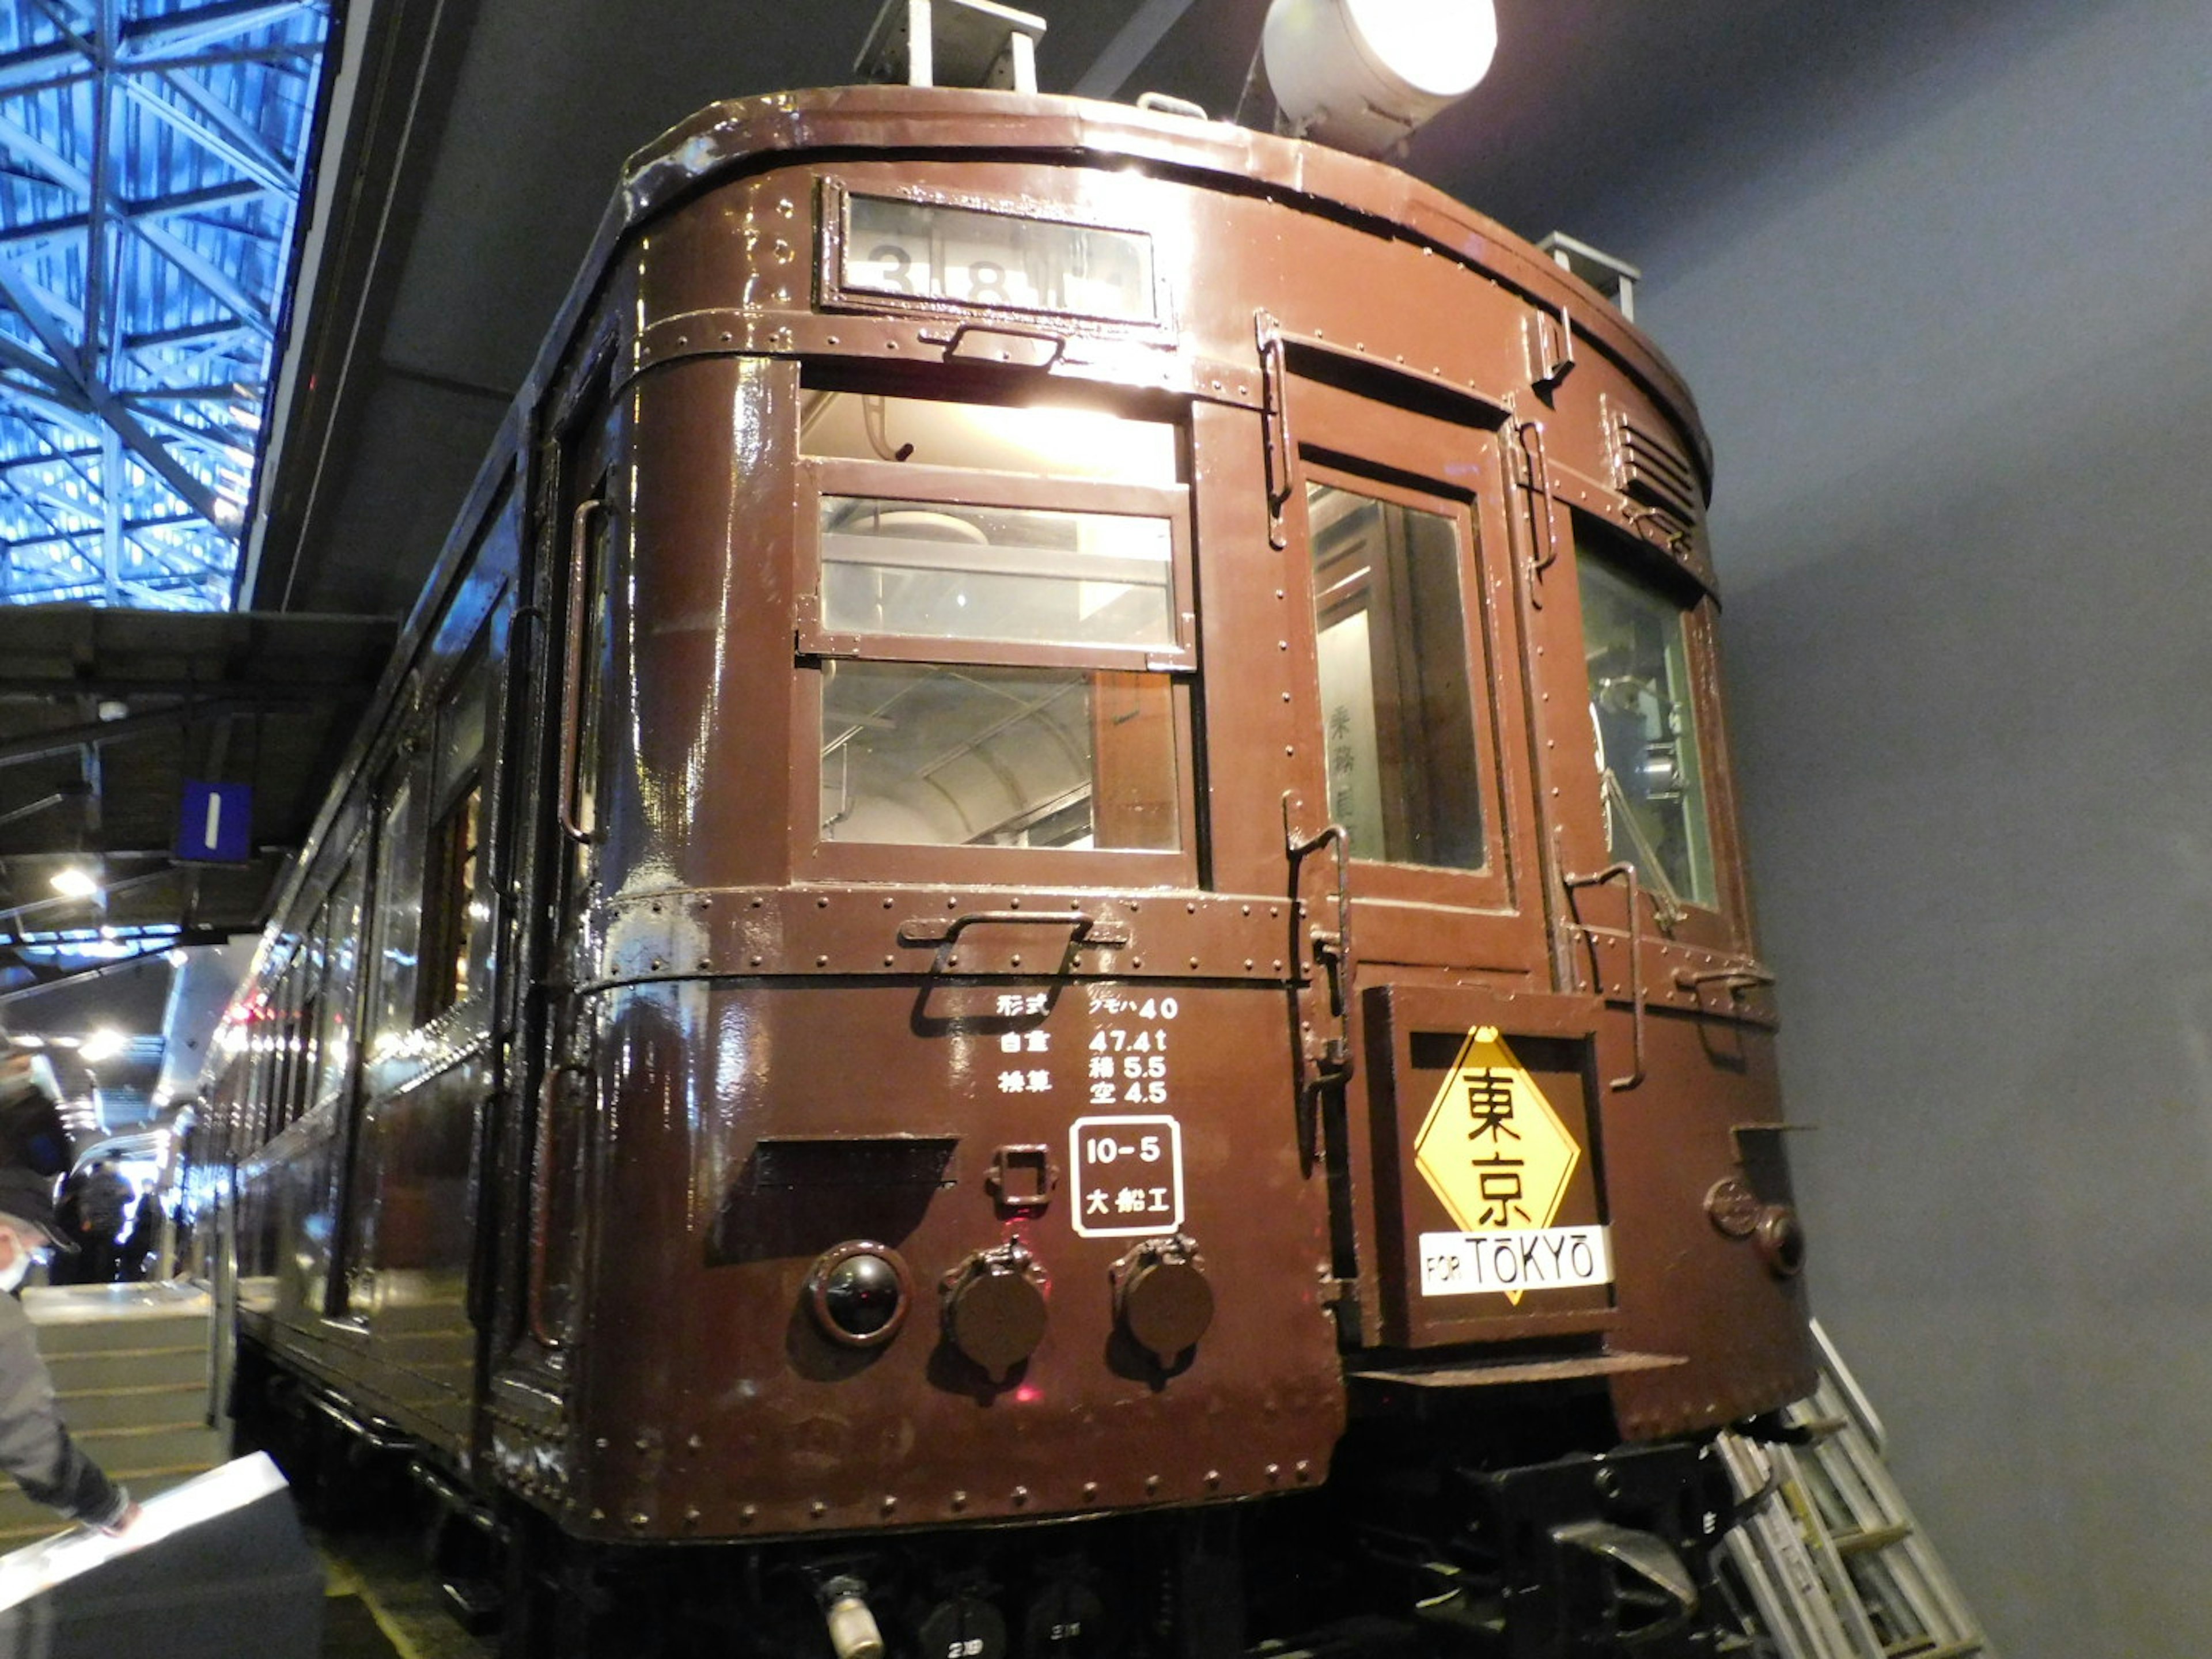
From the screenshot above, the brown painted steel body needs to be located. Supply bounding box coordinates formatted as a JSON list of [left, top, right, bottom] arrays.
[[203, 82, 1814, 1647]]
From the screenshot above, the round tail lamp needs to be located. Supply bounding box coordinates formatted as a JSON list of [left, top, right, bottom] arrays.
[[806, 1242, 914, 1347]]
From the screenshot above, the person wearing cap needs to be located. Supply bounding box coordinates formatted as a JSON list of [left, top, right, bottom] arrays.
[[0, 1056, 137, 1536]]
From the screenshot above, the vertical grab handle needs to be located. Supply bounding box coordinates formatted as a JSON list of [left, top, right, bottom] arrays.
[[558, 499, 604, 846], [527, 1058, 589, 1349], [1256, 310, 1291, 551], [1516, 418, 1559, 603], [1565, 860, 1647, 1092]]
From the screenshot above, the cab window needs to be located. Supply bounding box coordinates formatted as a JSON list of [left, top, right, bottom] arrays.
[[1306, 480, 1484, 870], [1577, 521, 1716, 909], [800, 387, 1190, 854]]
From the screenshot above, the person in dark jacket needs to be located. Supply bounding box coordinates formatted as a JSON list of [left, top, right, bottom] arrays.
[[48, 1160, 131, 1286], [0, 1058, 137, 1535]]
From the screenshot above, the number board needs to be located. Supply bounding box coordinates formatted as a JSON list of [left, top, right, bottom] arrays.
[[1070, 1115, 1183, 1238], [840, 192, 1156, 325]]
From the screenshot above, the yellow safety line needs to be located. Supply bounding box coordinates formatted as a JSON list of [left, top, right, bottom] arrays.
[[357, 1587, 426, 1659], [319, 1550, 427, 1659]]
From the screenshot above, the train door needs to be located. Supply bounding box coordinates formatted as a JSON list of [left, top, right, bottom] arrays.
[[1274, 370, 1614, 1353], [506, 370, 621, 1368]]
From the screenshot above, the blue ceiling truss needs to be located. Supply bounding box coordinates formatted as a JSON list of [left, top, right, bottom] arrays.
[[0, 0, 332, 610]]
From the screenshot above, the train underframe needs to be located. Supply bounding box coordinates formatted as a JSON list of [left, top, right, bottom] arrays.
[[234, 1335, 1755, 1659]]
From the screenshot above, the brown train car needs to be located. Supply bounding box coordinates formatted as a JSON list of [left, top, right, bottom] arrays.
[[199, 62, 1815, 1659]]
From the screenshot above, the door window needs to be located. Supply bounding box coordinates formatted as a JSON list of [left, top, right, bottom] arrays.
[[1308, 482, 1486, 870]]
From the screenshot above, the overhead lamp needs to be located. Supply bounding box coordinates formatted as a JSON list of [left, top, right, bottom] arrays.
[[49, 867, 100, 900], [77, 1029, 125, 1065], [1262, 0, 1498, 156]]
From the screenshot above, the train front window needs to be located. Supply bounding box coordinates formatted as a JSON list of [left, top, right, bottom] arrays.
[[1577, 528, 1717, 909], [821, 662, 1176, 849], [1306, 482, 1485, 870], [821, 497, 1173, 650], [801, 391, 1176, 484], [801, 383, 1192, 859]]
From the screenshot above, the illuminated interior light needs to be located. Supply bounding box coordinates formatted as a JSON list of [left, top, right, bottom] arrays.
[[77, 1029, 126, 1064], [49, 867, 100, 900]]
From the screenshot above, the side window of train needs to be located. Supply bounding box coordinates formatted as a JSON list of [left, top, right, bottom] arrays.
[[1575, 516, 1718, 911], [315, 844, 368, 1109], [367, 767, 424, 1064], [1304, 475, 1486, 870], [417, 632, 493, 1023], [365, 620, 502, 1070], [797, 385, 1191, 854]]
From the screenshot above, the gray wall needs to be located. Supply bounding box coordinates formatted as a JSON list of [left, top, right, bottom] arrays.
[[1541, 2, 2212, 1653]]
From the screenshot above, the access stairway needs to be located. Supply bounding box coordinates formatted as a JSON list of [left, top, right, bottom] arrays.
[[0, 1282, 226, 1546], [1716, 1322, 1993, 1659]]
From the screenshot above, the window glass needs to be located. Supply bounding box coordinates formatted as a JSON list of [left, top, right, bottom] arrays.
[[418, 640, 493, 1022], [418, 786, 482, 1022], [315, 849, 366, 1108], [841, 194, 1155, 324], [433, 648, 488, 798], [366, 777, 421, 1061], [802, 392, 1177, 484], [1578, 534, 1716, 908], [821, 496, 1173, 649], [821, 661, 1177, 850], [1306, 482, 1484, 870], [571, 497, 613, 854]]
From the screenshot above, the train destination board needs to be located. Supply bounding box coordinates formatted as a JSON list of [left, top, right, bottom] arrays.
[[1419, 1226, 1613, 1298], [840, 192, 1156, 323], [1412, 1025, 1588, 1302]]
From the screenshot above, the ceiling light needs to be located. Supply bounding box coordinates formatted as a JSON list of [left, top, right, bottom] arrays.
[[49, 868, 100, 900], [77, 1029, 124, 1065]]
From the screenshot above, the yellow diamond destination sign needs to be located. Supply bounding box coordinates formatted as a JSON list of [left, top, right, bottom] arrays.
[[1413, 1025, 1601, 1304]]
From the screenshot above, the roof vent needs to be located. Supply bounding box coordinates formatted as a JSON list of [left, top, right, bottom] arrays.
[[856, 0, 1046, 93]]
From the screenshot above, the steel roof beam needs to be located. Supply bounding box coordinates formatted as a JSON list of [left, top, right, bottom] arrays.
[[0, 274, 229, 529], [119, 1, 309, 60], [2, 0, 328, 610], [119, 74, 292, 198]]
